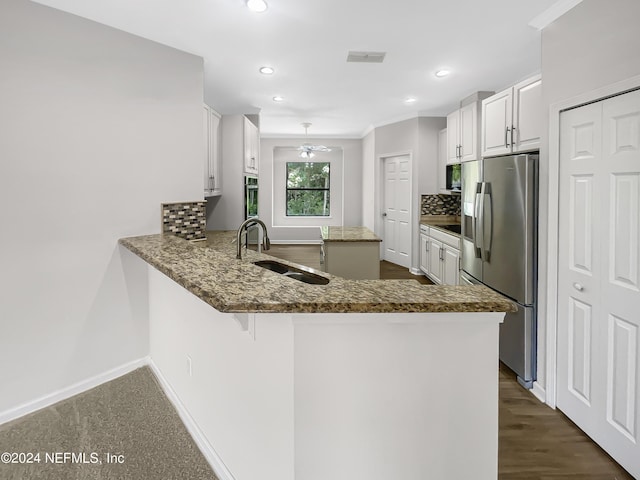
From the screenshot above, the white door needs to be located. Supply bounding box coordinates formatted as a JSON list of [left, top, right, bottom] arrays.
[[557, 88, 640, 479], [383, 155, 411, 268]]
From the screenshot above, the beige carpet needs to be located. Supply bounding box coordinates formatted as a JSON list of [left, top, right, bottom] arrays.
[[0, 367, 217, 480]]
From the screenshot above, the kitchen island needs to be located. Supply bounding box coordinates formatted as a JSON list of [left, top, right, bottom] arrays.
[[119, 231, 515, 480], [320, 226, 382, 279]]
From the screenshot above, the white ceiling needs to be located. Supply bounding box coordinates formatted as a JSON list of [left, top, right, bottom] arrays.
[[32, 0, 563, 138]]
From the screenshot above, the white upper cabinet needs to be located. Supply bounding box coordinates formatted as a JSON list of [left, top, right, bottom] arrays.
[[204, 104, 222, 197], [438, 128, 448, 192], [513, 75, 543, 152], [481, 74, 542, 157], [459, 102, 478, 162], [447, 92, 492, 163], [446, 110, 460, 164], [481, 88, 513, 157], [243, 116, 259, 175]]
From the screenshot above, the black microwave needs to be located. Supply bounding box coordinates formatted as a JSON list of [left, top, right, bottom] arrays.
[[445, 163, 462, 191]]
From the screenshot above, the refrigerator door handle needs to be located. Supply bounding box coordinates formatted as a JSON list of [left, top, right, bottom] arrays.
[[473, 182, 483, 258], [483, 183, 493, 262]]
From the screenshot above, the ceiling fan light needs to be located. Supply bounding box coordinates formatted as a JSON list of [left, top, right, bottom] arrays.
[[247, 0, 268, 13]]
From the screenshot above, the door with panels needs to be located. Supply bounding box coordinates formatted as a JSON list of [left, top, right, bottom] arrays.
[[383, 155, 411, 268], [557, 89, 640, 479]]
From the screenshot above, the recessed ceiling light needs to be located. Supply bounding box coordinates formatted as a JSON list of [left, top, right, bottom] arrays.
[[272, 96, 284, 102], [246, 0, 268, 13], [259, 66, 274, 75], [435, 69, 450, 78], [405, 97, 417, 104]]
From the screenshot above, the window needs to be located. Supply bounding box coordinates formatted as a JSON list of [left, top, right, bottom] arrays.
[[286, 162, 330, 216]]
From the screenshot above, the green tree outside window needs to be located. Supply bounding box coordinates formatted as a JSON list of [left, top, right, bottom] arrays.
[[286, 162, 330, 216]]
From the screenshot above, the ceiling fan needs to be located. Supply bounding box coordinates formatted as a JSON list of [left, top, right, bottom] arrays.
[[297, 122, 331, 159]]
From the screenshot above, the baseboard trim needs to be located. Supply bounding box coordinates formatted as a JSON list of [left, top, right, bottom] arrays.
[[147, 360, 236, 480], [0, 357, 149, 426], [531, 381, 546, 404], [409, 267, 423, 276]]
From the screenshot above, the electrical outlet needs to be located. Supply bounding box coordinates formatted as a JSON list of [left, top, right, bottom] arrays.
[[186, 355, 193, 377]]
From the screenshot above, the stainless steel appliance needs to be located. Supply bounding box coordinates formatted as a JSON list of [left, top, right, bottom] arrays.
[[460, 153, 538, 388]]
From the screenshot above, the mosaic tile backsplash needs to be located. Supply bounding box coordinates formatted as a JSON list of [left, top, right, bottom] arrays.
[[421, 194, 461, 216], [162, 201, 206, 241]]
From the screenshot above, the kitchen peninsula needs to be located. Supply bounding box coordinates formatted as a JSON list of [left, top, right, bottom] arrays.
[[120, 231, 516, 480]]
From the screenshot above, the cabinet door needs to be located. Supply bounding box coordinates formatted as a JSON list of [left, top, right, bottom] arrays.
[[459, 102, 478, 162], [243, 117, 259, 175], [443, 246, 460, 286], [203, 105, 212, 195], [427, 237, 443, 284], [419, 233, 430, 274], [513, 75, 542, 153], [446, 110, 460, 163], [209, 109, 222, 195], [438, 128, 448, 191], [481, 88, 512, 158]]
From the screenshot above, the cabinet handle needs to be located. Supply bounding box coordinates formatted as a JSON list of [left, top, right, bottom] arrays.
[[505, 127, 510, 147], [425, 242, 429, 252], [511, 125, 516, 146]]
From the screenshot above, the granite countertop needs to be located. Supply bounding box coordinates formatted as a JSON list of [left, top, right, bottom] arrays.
[[119, 231, 516, 314], [320, 226, 382, 242], [420, 215, 462, 237]]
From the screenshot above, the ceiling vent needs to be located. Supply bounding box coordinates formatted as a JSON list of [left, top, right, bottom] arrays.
[[346, 51, 386, 63]]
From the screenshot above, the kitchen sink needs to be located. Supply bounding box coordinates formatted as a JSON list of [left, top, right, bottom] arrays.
[[253, 260, 330, 285], [254, 260, 289, 274]]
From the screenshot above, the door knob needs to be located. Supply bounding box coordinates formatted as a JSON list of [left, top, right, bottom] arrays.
[[382, 212, 387, 217], [573, 282, 584, 292]]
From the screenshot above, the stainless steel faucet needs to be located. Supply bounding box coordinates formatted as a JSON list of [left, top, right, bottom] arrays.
[[236, 218, 271, 259]]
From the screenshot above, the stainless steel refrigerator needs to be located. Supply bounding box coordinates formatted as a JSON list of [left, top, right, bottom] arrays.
[[460, 154, 538, 388]]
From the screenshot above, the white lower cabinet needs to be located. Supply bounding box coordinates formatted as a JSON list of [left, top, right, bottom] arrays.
[[442, 246, 460, 285], [419, 228, 430, 274], [419, 224, 460, 285]]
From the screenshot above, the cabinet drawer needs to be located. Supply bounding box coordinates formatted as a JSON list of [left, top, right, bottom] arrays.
[[420, 224, 429, 235], [428, 228, 461, 250]]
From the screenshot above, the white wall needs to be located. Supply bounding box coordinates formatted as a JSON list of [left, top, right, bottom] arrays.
[[370, 117, 445, 272], [259, 138, 363, 243], [148, 266, 295, 480], [537, 0, 640, 398], [417, 118, 447, 196], [206, 114, 245, 231], [0, 0, 203, 414], [361, 130, 376, 232]]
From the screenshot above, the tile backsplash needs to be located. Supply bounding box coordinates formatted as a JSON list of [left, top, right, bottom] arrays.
[[421, 194, 461, 216], [162, 201, 206, 241]]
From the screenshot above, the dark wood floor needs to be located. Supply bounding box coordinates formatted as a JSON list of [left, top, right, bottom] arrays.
[[266, 244, 633, 480]]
